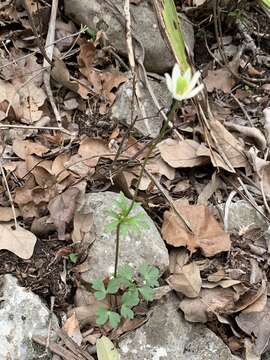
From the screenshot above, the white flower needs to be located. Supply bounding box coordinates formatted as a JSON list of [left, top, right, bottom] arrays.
[[165, 63, 204, 101]]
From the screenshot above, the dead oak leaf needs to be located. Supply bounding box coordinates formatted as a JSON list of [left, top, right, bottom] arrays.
[[13, 139, 48, 160], [204, 67, 236, 93], [78, 137, 113, 167], [162, 199, 231, 257], [167, 261, 202, 298], [48, 187, 80, 240], [158, 139, 209, 168], [0, 223, 36, 259]]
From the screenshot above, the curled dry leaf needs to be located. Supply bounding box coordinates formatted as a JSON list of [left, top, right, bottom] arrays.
[[167, 261, 202, 298], [63, 313, 82, 346], [48, 187, 80, 240], [225, 122, 267, 151], [179, 287, 236, 323], [236, 299, 270, 356], [162, 199, 231, 257], [0, 223, 36, 259], [209, 119, 249, 170], [158, 138, 209, 168], [72, 211, 95, 244]]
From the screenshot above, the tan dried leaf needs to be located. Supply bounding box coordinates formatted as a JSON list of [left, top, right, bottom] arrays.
[[167, 262, 202, 298], [72, 212, 95, 244], [0, 223, 36, 259], [78, 137, 112, 167], [158, 139, 209, 168], [204, 67, 236, 93], [13, 139, 48, 160], [179, 287, 236, 323], [0, 207, 21, 221], [162, 199, 231, 256], [63, 313, 82, 346], [48, 187, 80, 240]]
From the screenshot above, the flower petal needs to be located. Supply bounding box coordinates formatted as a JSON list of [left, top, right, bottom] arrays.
[[172, 63, 181, 83], [165, 73, 174, 94], [183, 67, 192, 82], [184, 83, 204, 99], [188, 71, 201, 92]]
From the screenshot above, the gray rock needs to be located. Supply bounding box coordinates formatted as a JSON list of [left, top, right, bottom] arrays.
[[78, 191, 169, 283], [111, 74, 172, 138], [219, 200, 268, 233], [119, 294, 238, 360], [64, 0, 194, 74], [0, 275, 58, 360]]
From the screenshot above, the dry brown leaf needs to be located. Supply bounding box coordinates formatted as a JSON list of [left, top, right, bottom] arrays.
[[169, 248, 189, 274], [51, 58, 90, 99], [0, 207, 21, 221], [72, 211, 95, 244], [65, 154, 93, 178], [179, 287, 236, 323], [204, 66, 236, 93], [63, 313, 82, 346], [158, 139, 209, 168], [52, 153, 71, 182], [78, 137, 112, 167], [0, 223, 36, 259], [209, 119, 249, 169], [79, 65, 126, 114], [202, 279, 240, 289], [167, 262, 202, 298], [207, 269, 226, 282], [236, 299, 270, 356], [13, 139, 48, 160], [48, 187, 80, 240], [146, 157, 175, 180], [162, 199, 231, 256]]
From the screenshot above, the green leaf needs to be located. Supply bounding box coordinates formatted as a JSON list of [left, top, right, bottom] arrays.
[[96, 336, 120, 360], [118, 265, 134, 282], [139, 264, 160, 288], [122, 288, 139, 308], [138, 286, 154, 301], [92, 279, 107, 300], [96, 307, 109, 326], [68, 253, 78, 264], [157, 0, 189, 71], [107, 278, 119, 294], [120, 304, 134, 319], [108, 311, 121, 328]]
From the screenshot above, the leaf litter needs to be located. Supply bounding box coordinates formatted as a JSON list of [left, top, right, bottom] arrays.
[[0, 1, 270, 359]]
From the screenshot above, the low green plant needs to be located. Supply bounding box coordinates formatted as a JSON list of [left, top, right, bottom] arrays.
[[92, 263, 160, 328], [91, 192, 160, 328]]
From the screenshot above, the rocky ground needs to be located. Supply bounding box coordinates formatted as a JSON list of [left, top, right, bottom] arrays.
[[0, 0, 270, 359]]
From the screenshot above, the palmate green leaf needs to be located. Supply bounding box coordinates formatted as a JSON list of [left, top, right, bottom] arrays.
[[138, 286, 154, 301], [107, 277, 120, 294], [92, 279, 107, 300], [120, 304, 134, 319], [108, 311, 121, 328], [96, 307, 109, 326], [122, 288, 140, 308], [96, 336, 120, 360], [153, 0, 189, 72], [118, 264, 134, 282], [139, 264, 160, 288]]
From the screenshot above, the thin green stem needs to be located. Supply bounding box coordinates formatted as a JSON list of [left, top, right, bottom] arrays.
[[114, 222, 121, 278]]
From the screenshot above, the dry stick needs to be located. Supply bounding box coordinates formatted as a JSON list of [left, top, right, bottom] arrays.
[[43, 0, 63, 129], [23, 0, 52, 65], [0, 124, 71, 135], [230, 92, 254, 127], [0, 163, 18, 229]]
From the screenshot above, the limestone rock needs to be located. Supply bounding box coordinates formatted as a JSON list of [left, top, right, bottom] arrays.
[[77, 191, 169, 283], [119, 294, 239, 360], [0, 275, 58, 360], [111, 74, 172, 138], [64, 0, 194, 74]]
